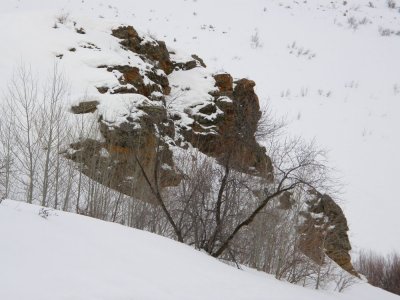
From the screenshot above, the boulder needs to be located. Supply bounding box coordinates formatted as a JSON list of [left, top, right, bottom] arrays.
[[71, 101, 99, 114]]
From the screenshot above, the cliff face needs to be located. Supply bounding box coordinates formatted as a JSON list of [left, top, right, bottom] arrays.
[[66, 25, 272, 203]]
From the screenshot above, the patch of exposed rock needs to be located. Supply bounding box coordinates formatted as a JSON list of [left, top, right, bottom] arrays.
[[71, 100, 99, 114], [298, 191, 358, 276], [172, 54, 207, 71], [112, 26, 174, 75], [96, 65, 170, 97]]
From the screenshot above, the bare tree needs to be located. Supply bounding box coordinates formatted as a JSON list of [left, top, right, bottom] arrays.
[[133, 122, 331, 264], [37, 62, 68, 207], [3, 64, 41, 203], [211, 138, 330, 258], [0, 117, 14, 198]]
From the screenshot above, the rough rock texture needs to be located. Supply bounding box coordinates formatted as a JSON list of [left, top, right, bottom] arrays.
[[213, 73, 233, 93], [112, 26, 174, 75], [67, 26, 272, 203], [71, 101, 99, 114], [67, 99, 180, 204], [65, 24, 356, 277], [173, 54, 207, 71], [298, 191, 358, 276], [67, 24, 273, 203], [96, 65, 170, 97], [183, 75, 273, 179]]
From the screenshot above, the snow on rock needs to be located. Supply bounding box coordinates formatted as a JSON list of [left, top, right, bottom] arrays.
[[43, 20, 274, 204]]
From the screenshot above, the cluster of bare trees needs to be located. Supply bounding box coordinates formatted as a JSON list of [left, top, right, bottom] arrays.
[[0, 63, 68, 205], [355, 250, 400, 295], [0, 63, 122, 215], [0, 63, 357, 291]]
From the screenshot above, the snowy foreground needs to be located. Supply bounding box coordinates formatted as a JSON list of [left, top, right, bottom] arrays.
[[0, 200, 398, 300], [0, 0, 399, 254]]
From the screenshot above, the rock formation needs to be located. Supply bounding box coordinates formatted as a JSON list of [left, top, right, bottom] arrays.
[[298, 191, 358, 276], [64, 23, 357, 278], [66, 25, 273, 203]]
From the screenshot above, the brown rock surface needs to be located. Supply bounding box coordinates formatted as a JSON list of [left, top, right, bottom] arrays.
[[67, 101, 180, 204], [107, 65, 170, 96], [65, 24, 356, 278], [182, 75, 273, 179], [71, 101, 99, 114], [213, 73, 233, 93], [112, 26, 173, 74], [298, 191, 358, 276], [172, 54, 207, 71]]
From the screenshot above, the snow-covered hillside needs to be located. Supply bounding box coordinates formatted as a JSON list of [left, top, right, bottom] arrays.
[[0, 199, 398, 300], [0, 0, 399, 255]]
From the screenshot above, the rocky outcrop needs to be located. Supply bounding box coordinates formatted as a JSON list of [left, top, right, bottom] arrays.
[[111, 26, 174, 75], [67, 24, 273, 203], [97, 65, 170, 96], [182, 75, 273, 179], [64, 23, 357, 278], [298, 191, 358, 276], [67, 99, 180, 204]]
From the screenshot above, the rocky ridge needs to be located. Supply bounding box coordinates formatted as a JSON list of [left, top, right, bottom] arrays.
[[67, 25, 272, 204], [65, 24, 355, 276]]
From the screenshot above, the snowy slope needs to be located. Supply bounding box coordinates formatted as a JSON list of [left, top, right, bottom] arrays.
[[0, 0, 399, 255], [1, 199, 399, 300]]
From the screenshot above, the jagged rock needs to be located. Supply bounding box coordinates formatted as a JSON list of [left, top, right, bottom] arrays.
[[107, 65, 170, 96], [213, 73, 233, 93], [67, 100, 181, 204], [191, 54, 206, 68], [63, 23, 357, 279], [112, 26, 174, 74], [96, 64, 170, 96], [75, 27, 86, 34], [182, 75, 273, 179], [71, 101, 99, 114], [67, 25, 273, 204], [172, 54, 207, 71], [298, 191, 358, 276]]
